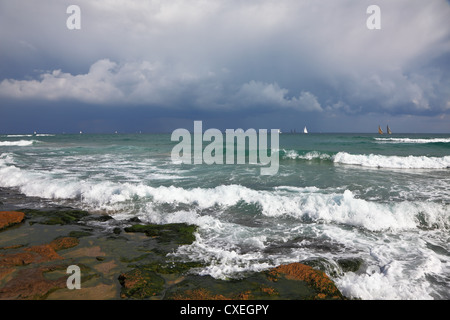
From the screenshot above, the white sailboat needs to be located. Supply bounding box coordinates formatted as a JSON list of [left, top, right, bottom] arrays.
[[303, 126, 308, 134]]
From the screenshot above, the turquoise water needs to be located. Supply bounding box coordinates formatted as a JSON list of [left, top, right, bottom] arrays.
[[1, 132, 449, 299]]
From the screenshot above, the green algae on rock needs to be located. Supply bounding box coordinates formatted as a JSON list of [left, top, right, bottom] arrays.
[[20, 208, 90, 225], [165, 263, 345, 300], [124, 223, 198, 245], [118, 268, 165, 299]]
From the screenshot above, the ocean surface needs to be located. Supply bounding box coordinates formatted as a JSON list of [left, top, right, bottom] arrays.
[[1, 132, 449, 300]]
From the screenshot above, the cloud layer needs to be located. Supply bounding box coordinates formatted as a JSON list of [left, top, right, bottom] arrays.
[[0, 0, 449, 130]]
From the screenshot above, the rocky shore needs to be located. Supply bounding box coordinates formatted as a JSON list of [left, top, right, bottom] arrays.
[[0, 208, 347, 300]]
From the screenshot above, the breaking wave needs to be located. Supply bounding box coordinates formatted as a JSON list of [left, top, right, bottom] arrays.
[[281, 149, 332, 160], [375, 137, 450, 144], [0, 155, 448, 232], [333, 152, 450, 169], [281, 149, 450, 169], [0, 140, 38, 147]]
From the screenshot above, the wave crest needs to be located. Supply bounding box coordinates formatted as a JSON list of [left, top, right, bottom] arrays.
[[0, 140, 38, 147], [0, 157, 448, 232], [281, 149, 332, 160], [333, 152, 450, 169], [375, 137, 450, 144]]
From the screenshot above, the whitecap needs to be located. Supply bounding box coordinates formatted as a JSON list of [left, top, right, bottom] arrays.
[[375, 137, 450, 144], [0, 140, 38, 147], [333, 152, 450, 169]]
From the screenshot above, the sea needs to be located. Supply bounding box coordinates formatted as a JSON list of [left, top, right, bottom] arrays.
[[0, 131, 449, 300]]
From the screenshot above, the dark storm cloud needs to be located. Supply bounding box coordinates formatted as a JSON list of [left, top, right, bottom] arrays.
[[0, 0, 449, 132]]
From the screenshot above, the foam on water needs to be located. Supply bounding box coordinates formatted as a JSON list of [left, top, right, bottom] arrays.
[[375, 137, 450, 144], [0, 140, 38, 146], [1, 133, 450, 300], [333, 152, 450, 169], [336, 237, 447, 300], [282, 149, 332, 160], [1, 155, 448, 232]]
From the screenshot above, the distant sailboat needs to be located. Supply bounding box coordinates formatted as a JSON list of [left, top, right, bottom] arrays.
[[378, 125, 383, 134], [303, 126, 308, 134], [387, 125, 392, 135]]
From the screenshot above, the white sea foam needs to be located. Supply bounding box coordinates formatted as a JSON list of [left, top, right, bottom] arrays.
[[1, 155, 449, 298], [4, 134, 33, 137], [375, 137, 450, 144], [1, 157, 448, 232], [283, 149, 331, 160], [0, 140, 38, 146], [336, 239, 446, 300], [4, 134, 54, 137], [333, 152, 450, 169]]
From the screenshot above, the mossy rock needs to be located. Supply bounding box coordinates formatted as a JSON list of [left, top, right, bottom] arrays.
[[68, 230, 93, 238], [166, 263, 345, 300], [337, 258, 363, 273], [127, 261, 205, 275], [21, 208, 89, 225], [124, 223, 197, 245], [267, 263, 344, 300], [165, 272, 313, 300], [118, 268, 165, 299]]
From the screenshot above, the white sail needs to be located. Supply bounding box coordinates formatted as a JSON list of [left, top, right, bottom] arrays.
[[303, 126, 308, 134]]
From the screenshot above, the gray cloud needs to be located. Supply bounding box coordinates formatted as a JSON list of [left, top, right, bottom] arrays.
[[0, 0, 449, 129]]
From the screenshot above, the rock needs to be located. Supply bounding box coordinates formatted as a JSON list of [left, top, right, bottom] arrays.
[[124, 223, 197, 245], [68, 230, 93, 238], [337, 258, 363, 273], [0, 206, 347, 301], [170, 288, 231, 300], [0, 211, 25, 230], [21, 208, 89, 225], [166, 262, 344, 300], [49, 237, 80, 251], [268, 263, 344, 299], [0, 235, 82, 299], [0, 265, 68, 299], [0, 237, 79, 267], [118, 268, 165, 299]]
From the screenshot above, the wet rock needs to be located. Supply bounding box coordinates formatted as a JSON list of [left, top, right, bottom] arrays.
[[165, 263, 344, 300], [337, 258, 363, 273], [124, 223, 197, 245], [49, 237, 80, 252], [21, 208, 89, 225], [0, 265, 68, 299], [1, 206, 347, 300], [118, 268, 165, 299], [0, 237, 79, 267], [268, 263, 344, 300], [68, 230, 93, 238], [0, 211, 25, 230]]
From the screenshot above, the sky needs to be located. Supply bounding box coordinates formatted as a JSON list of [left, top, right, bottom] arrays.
[[0, 0, 450, 134]]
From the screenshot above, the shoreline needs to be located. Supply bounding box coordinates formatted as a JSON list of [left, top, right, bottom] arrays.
[[0, 206, 346, 300]]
